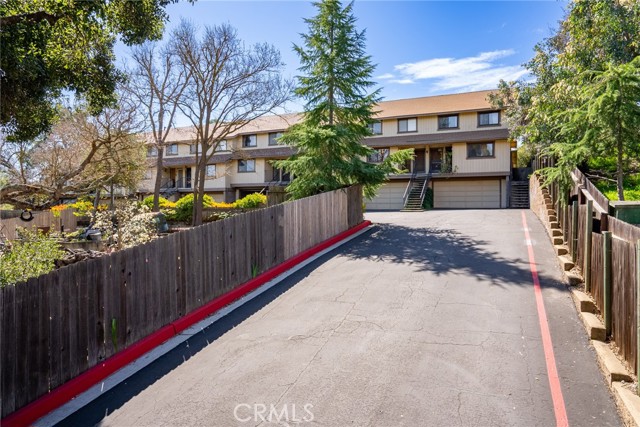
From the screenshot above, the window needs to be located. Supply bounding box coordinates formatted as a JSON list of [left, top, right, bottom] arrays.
[[398, 118, 417, 133], [243, 134, 257, 147], [368, 121, 382, 135], [367, 148, 390, 163], [478, 111, 500, 126], [206, 165, 216, 177], [467, 142, 495, 158], [190, 144, 198, 154], [146, 146, 158, 157], [166, 144, 178, 155], [438, 114, 458, 129], [238, 159, 256, 172], [268, 132, 283, 146], [216, 140, 228, 151]]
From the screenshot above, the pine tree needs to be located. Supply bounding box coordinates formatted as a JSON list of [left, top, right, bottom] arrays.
[[274, 0, 412, 199]]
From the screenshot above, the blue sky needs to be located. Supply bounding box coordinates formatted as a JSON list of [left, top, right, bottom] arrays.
[[117, 0, 568, 122]]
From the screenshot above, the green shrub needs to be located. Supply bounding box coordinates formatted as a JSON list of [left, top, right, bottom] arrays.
[[422, 188, 434, 210], [234, 193, 266, 209], [142, 195, 176, 210], [172, 194, 215, 222], [0, 229, 64, 287], [594, 173, 640, 201]]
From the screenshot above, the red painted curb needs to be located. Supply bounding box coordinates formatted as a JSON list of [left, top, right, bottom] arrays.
[[521, 212, 568, 427], [2, 220, 371, 427]]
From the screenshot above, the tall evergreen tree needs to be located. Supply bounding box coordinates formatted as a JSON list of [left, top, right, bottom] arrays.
[[275, 0, 411, 200]]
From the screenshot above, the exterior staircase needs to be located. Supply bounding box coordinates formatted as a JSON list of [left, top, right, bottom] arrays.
[[510, 181, 530, 208], [401, 175, 428, 211]]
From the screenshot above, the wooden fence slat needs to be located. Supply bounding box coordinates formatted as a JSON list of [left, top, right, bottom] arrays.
[[14, 282, 30, 410], [612, 237, 637, 373], [37, 273, 51, 399], [1, 186, 364, 416], [1, 285, 16, 416], [86, 260, 98, 368], [26, 278, 41, 404], [57, 267, 72, 385], [76, 261, 89, 375]]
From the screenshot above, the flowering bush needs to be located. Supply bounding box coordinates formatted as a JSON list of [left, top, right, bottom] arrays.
[[171, 194, 214, 222], [51, 204, 69, 218], [92, 203, 157, 249], [210, 201, 236, 208], [70, 200, 107, 217], [0, 229, 64, 287], [234, 193, 266, 209], [142, 195, 177, 210]]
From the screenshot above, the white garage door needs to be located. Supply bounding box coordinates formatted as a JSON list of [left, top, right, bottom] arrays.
[[366, 181, 407, 210], [434, 180, 501, 209]]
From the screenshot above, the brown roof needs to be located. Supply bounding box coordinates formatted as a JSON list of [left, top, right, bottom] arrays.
[[364, 128, 509, 148], [154, 113, 302, 144], [161, 147, 296, 168], [374, 90, 497, 119], [145, 91, 498, 143]]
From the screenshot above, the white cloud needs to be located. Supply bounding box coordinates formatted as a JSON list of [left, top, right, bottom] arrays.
[[376, 73, 395, 80], [389, 79, 415, 85], [389, 50, 527, 92]]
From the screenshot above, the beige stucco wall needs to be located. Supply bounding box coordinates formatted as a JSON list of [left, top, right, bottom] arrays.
[[452, 140, 510, 174], [231, 158, 266, 184], [375, 112, 507, 138]]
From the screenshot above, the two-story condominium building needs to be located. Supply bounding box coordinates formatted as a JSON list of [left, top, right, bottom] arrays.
[[139, 90, 516, 210]]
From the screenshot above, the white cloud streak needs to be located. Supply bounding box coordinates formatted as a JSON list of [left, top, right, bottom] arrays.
[[385, 50, 527, 92]]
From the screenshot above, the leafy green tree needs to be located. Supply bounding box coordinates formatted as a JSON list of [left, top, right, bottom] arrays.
[[274, 0, 412, 200], [0, 0, 183, 142], [551, 58, 640, 200], [492, 0, 640, 195]]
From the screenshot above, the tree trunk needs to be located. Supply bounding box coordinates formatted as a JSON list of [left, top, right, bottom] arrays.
[[152, 147, 165, 212], [94, 189, 101, 209], [192, 157, 206, 226], [616, 121, 625, 201], [110, 182, 115, 210]]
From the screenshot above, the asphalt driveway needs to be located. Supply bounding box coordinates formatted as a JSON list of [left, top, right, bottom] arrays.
[[55, 209, 620, 426]]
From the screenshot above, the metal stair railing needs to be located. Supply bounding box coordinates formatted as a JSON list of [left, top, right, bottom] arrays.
[[417, 175, 429, 208], [403, 169, 418, 208]]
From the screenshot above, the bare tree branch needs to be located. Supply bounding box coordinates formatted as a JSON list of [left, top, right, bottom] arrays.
[[171, 21, 292, 224]]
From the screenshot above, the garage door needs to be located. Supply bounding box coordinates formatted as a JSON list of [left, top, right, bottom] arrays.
[[434, 180, 501, 209], [366, 181, 407, 210]]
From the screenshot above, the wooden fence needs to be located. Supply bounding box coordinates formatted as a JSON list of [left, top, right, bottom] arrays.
[[530, 171, 639, 374], [1, 210, 77, 241], [0, 186, 363, 418]]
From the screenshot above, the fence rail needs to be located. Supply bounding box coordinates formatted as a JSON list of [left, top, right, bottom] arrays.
[[0, 186, 363, 418], [530, 170, 640, 375]]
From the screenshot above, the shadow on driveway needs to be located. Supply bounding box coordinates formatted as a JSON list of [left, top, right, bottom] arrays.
[[342, 222, 565, 291]]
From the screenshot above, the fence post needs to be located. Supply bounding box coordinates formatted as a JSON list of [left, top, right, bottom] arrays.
[[571, 200, 579, 260], [584, 200, 593, 293], [603, 231, 612, 337], [637, 239, 640, 396]]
